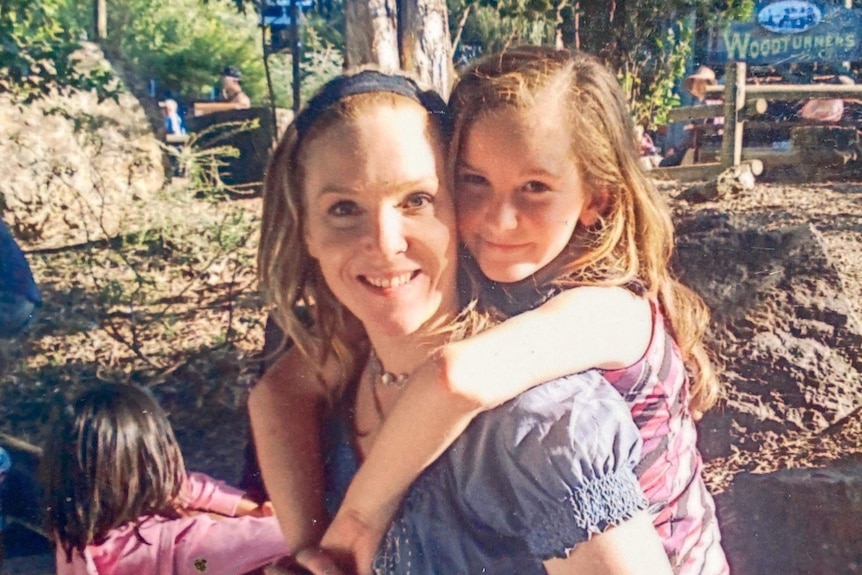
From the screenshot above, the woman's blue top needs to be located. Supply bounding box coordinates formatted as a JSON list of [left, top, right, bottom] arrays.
[[323, 369, 648, 574]]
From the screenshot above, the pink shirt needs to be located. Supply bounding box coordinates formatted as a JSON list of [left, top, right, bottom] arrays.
[[55, 472, 290, 575]]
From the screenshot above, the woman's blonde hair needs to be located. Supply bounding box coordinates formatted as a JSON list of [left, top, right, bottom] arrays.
[[449, 46, 719, 415], [258, 70, 459, 401]]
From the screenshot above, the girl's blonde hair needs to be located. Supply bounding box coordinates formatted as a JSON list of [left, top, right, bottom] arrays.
[[42, 384, 186, 561], [258, 70, 462, 401], [450, 46, 719, 415]]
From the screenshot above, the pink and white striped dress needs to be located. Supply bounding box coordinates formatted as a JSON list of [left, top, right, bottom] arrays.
[[603, 303, 729, 575]]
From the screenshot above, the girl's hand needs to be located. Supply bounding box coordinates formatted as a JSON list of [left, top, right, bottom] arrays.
[[236, 499, 277, 518], [316, 509, 386, 575], [294, 547, 350, 575]]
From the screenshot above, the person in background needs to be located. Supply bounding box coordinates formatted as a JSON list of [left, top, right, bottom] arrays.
[[660, 65, 723, 167], [0, 218, 40, 340], [43, 383, 290, 575], [221, 66, 251, 110], [796, 74, 855, 123], [0, 218, 41, 565], [159, 99, 186, 136], [635, 124, 663, 169]]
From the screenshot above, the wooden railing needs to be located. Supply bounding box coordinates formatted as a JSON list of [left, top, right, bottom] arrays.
[[653, 62, 862, 181]]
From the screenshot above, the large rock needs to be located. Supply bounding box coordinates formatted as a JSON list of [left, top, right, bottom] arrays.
[[715, 458, 862, 575], [673, 212, 862, 459], [0, 42, 165, 250]]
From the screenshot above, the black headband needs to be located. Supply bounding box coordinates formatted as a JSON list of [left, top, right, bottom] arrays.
[[294, 70, 449, 141]]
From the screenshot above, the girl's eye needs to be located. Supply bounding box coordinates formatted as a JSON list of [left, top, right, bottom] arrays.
[[522, 180, 551, 194], [327, 200, 361, 217], [403, 192, 433, 210]]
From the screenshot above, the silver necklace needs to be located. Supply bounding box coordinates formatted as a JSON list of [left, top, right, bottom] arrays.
[[369, 349, 410, 387]]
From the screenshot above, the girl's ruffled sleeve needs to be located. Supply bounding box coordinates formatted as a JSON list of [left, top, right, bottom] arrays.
[[455, 370, 648, 560], [181, 472, 245, 516]]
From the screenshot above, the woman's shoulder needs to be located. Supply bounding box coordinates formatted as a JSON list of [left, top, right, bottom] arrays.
[[462, 368, 643, 482], [500, 368, 637, 425], [413, 370, 647, 559]]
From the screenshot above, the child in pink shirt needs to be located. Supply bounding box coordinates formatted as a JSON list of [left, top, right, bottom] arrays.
[[42, 383, 290, 575]]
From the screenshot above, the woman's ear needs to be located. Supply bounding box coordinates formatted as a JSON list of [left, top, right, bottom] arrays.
[[579, 188, 610, 226]]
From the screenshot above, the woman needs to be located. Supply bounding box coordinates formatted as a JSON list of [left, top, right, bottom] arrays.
[[250, 70, 672, 574]]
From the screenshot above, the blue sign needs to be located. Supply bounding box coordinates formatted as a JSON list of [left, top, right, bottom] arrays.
[[262, 0, 313, 53], [757, 1, 822, 34], [708, 4, 862, 64], [263, 0, 312, 10]]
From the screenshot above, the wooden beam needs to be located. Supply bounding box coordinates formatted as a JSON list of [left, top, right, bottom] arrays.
[[721, 62, 746, 168], [744, 84, 862, 101], [650, 159, 764, 182], [650, 162, 725, 181], [666, 99, 767, 123], [667, 104, 723, 123]]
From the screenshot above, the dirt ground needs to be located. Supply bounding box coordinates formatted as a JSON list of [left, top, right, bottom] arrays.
[[661, 179, 862, 493]]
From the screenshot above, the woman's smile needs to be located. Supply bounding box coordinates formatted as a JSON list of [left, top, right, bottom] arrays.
[[360, 269, 421, 291]]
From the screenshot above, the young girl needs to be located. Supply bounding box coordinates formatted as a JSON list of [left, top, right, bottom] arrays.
[[254, 49, 726, 573], [43, 383, 290, 575]]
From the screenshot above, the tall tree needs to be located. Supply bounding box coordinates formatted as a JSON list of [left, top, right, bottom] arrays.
[[93, 0, 107, 40], [345, 0, 452, 95]]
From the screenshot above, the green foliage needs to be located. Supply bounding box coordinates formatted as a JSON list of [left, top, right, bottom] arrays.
[[450, 0, 553, 55], [97, 0, 266, 102], [162, 119, 261, 199], [266, 24, 343, 108], [579, 0, 753, 128], [451, 0, 754, 129], [0, 0, 117, 101]]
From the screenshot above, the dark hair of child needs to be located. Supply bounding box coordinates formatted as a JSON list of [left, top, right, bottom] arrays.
[[41, 383, 186, 562]]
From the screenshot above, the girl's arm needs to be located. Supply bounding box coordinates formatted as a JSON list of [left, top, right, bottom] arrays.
[[325, 286, 652, 561], [247, 348, 333, 552], [168, 513, 291, 575], [181, 471, 247, 516], [543, 511, 672, 575]]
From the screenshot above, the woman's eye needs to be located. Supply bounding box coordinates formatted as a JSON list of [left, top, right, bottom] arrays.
[[522, 180, 551, 194], [403, 192, 433, 210], [457, 172, 487, 187], [327, 200, 361, 217]]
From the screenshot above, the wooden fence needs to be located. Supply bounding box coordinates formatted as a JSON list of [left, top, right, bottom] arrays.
[[652, 62, 862, 181]]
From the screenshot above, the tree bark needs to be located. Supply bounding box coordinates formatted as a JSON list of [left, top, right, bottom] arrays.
[[344, 0, 452, 98], [344, 0, 400, 73], [399, 0, 452, 97]]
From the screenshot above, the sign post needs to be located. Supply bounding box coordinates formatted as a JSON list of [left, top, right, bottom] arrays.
[[291, 0, 302, 112], [262, 0, 313, 111]]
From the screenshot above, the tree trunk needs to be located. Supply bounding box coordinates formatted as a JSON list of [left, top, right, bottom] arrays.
[[399, 0, 452, 97], [344, 0, 452, 98], [344, 0, 400, 73], [93, 0, 107, 41]]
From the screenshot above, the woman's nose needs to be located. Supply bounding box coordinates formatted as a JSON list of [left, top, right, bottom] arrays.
[[366, 207, 408, 257]]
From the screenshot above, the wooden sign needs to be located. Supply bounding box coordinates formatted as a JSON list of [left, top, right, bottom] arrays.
[[707, 2, 862, 65]]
